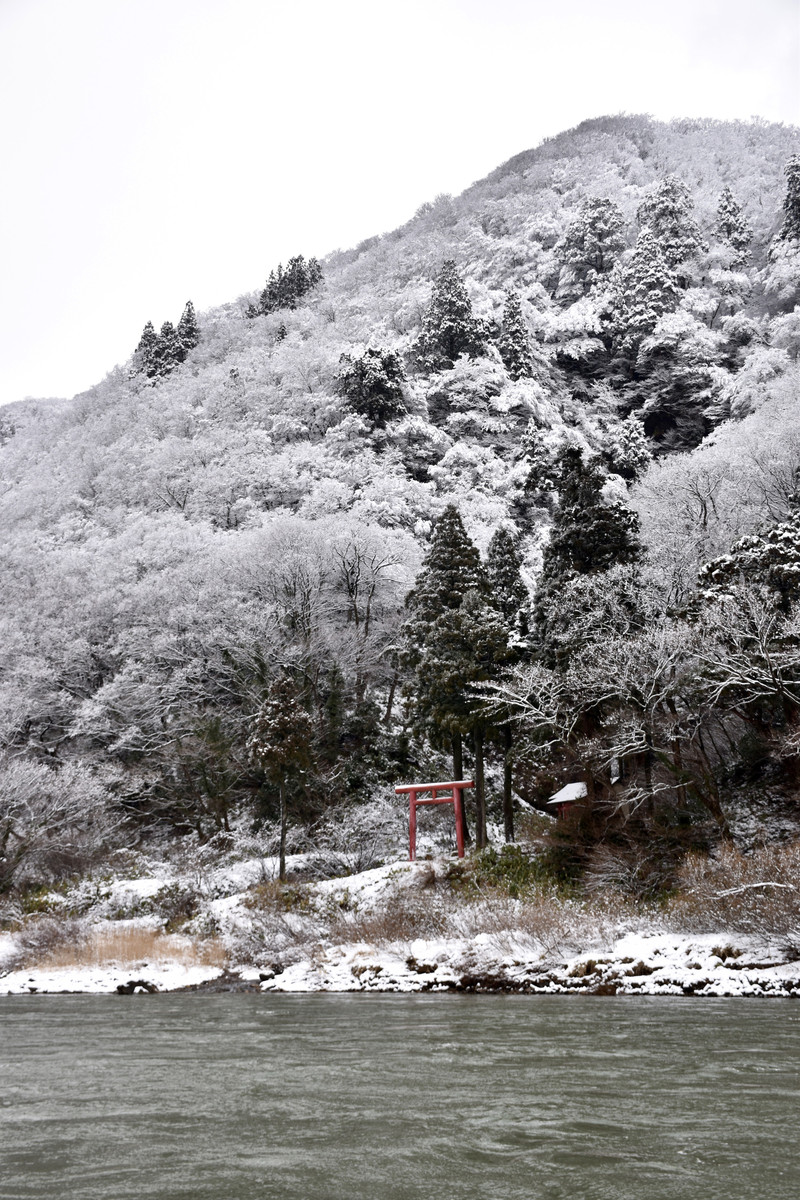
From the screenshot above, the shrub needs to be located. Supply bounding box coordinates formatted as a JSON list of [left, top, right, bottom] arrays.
[[669, 841, 800, 949]]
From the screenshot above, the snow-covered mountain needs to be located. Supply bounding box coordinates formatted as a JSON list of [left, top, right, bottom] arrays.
[[2, 113, 800, 902]]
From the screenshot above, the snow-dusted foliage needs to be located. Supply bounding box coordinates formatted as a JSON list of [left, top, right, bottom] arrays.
[[3, 114, 800, 910]]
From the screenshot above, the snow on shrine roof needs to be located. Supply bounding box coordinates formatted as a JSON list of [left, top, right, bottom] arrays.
[[547, 782, 588, 805]]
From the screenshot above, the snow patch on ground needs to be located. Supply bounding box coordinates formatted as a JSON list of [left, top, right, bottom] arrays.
[[2, 962, 225, 995], [4, 857, 800, 997], [260, 928, 800, 997]]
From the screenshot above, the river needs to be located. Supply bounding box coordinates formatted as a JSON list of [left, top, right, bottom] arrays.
[[1, 994, 798, 1199]]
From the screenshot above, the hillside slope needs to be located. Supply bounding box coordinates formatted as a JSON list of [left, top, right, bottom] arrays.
[[2, 113, 800, 903]]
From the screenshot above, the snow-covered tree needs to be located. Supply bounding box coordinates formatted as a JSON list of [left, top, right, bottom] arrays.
[[151, 321, 180, 377], [247, 254, 323, 317], [132, 320, 159, 377], [496, 291, 534, 379], [715, 186, 753, 266], [336, 347, 407, 428], [535, 448, 641, 665], [637, 175, 705, 272], [404, 504, 487, 636], [605, 228, 680, 354], [556, 197, 626, 296], [247, 676, 316, 881], [407, 590, 510, 848], [403, 505, 488, 836], [780, 154, 800, 242], [485, 525, 531, 841], [414, 260, 487, 370], [486, 526, 530, 634], [602, 414, 652, 482], [176, 300, 200, 359], [0, 758, 118, 892], [699, 504, 800, 612]]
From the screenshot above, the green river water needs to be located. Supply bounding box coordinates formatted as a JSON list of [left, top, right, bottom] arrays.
[[1, 993, 798, 1200]]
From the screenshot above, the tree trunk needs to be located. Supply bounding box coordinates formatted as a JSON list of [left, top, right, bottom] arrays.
[[382, 669, 398, 725], [695, 730, 732, 839], [642, 717, 654, 815], [452, 732, 471, 846], [474, 725, 487, 849], [502, 724, 514, 843], [279, 780, 288, 883]]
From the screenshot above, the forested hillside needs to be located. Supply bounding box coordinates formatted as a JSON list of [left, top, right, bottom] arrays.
[[3, 113, 800, 902]]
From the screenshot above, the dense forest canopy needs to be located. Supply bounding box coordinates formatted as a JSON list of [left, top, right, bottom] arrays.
[[3, 113, 800, 898]]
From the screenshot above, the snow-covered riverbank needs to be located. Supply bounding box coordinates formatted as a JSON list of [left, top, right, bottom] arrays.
[[3, 856, 799, 998]]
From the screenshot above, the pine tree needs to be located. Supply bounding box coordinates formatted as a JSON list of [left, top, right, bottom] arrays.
[[133, 320, 159, 377], [176, 300, 200, 360], [247, 676, 315, 881], [520, 421, 559, 502], [336, 347, 407, 427], [547, 448, 641, 577], [486, 527, 530, 634], [716, 186, 753, 266], [414, 260, 487, 370], [780, 155, 800, 242], [556, 197, 626, 293], [607, 228, 680, 354], [496, 291, 533, 379], [404, 505, 487, 635], [637, 175, 705, 271], [408, 591, 510, 848], [403, 505, 488, 840], [699, 502, 800, 612], [247, 255, 323, 318], [485, 526, 530, 842], [535, 448, 641, 664], [284, 255, 311, 307], [151, 321, 179, 376]]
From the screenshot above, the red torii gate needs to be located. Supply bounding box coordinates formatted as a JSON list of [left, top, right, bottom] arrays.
[[394, 779, 475, 861]]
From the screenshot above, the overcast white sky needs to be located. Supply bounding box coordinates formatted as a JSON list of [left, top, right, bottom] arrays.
[[1, 0, 798, 408]]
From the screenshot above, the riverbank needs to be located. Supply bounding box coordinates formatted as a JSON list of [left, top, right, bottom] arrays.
[[2, 854, 799, 997]]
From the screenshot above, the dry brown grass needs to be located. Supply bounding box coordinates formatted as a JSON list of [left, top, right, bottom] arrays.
[[324, 884, 635, 963], [668, 840, 800, 945], [20, 923, 227, 970]]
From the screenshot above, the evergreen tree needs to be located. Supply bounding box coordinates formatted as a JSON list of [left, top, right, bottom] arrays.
[[403, 505, 488, 840], [780, 155, 800, 242], [263, 268, 280, 313], [336, 347, 407, 427], [485, 526, 530, 842], [637, 175, 705, 271], [486, 527, 530, 634], [699, 501, 800, 612], [556, 197, 626, 294], [715, 186, 753, 266], [133, 320, 159, 378], [535, 448, 641, 664], [409, 591, 510, 848], [176, 300, 200, 360], [247, 254, 323, 318], [414, 260, 487, 370], [496, 291, 533, 379], [606, 228, 680, 354], [602, 415, 652, 481], [520, 422, 560, 502], [151, 321, 179, 376], [247, 676, 315, 882], [404, 505, 487, 636]]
